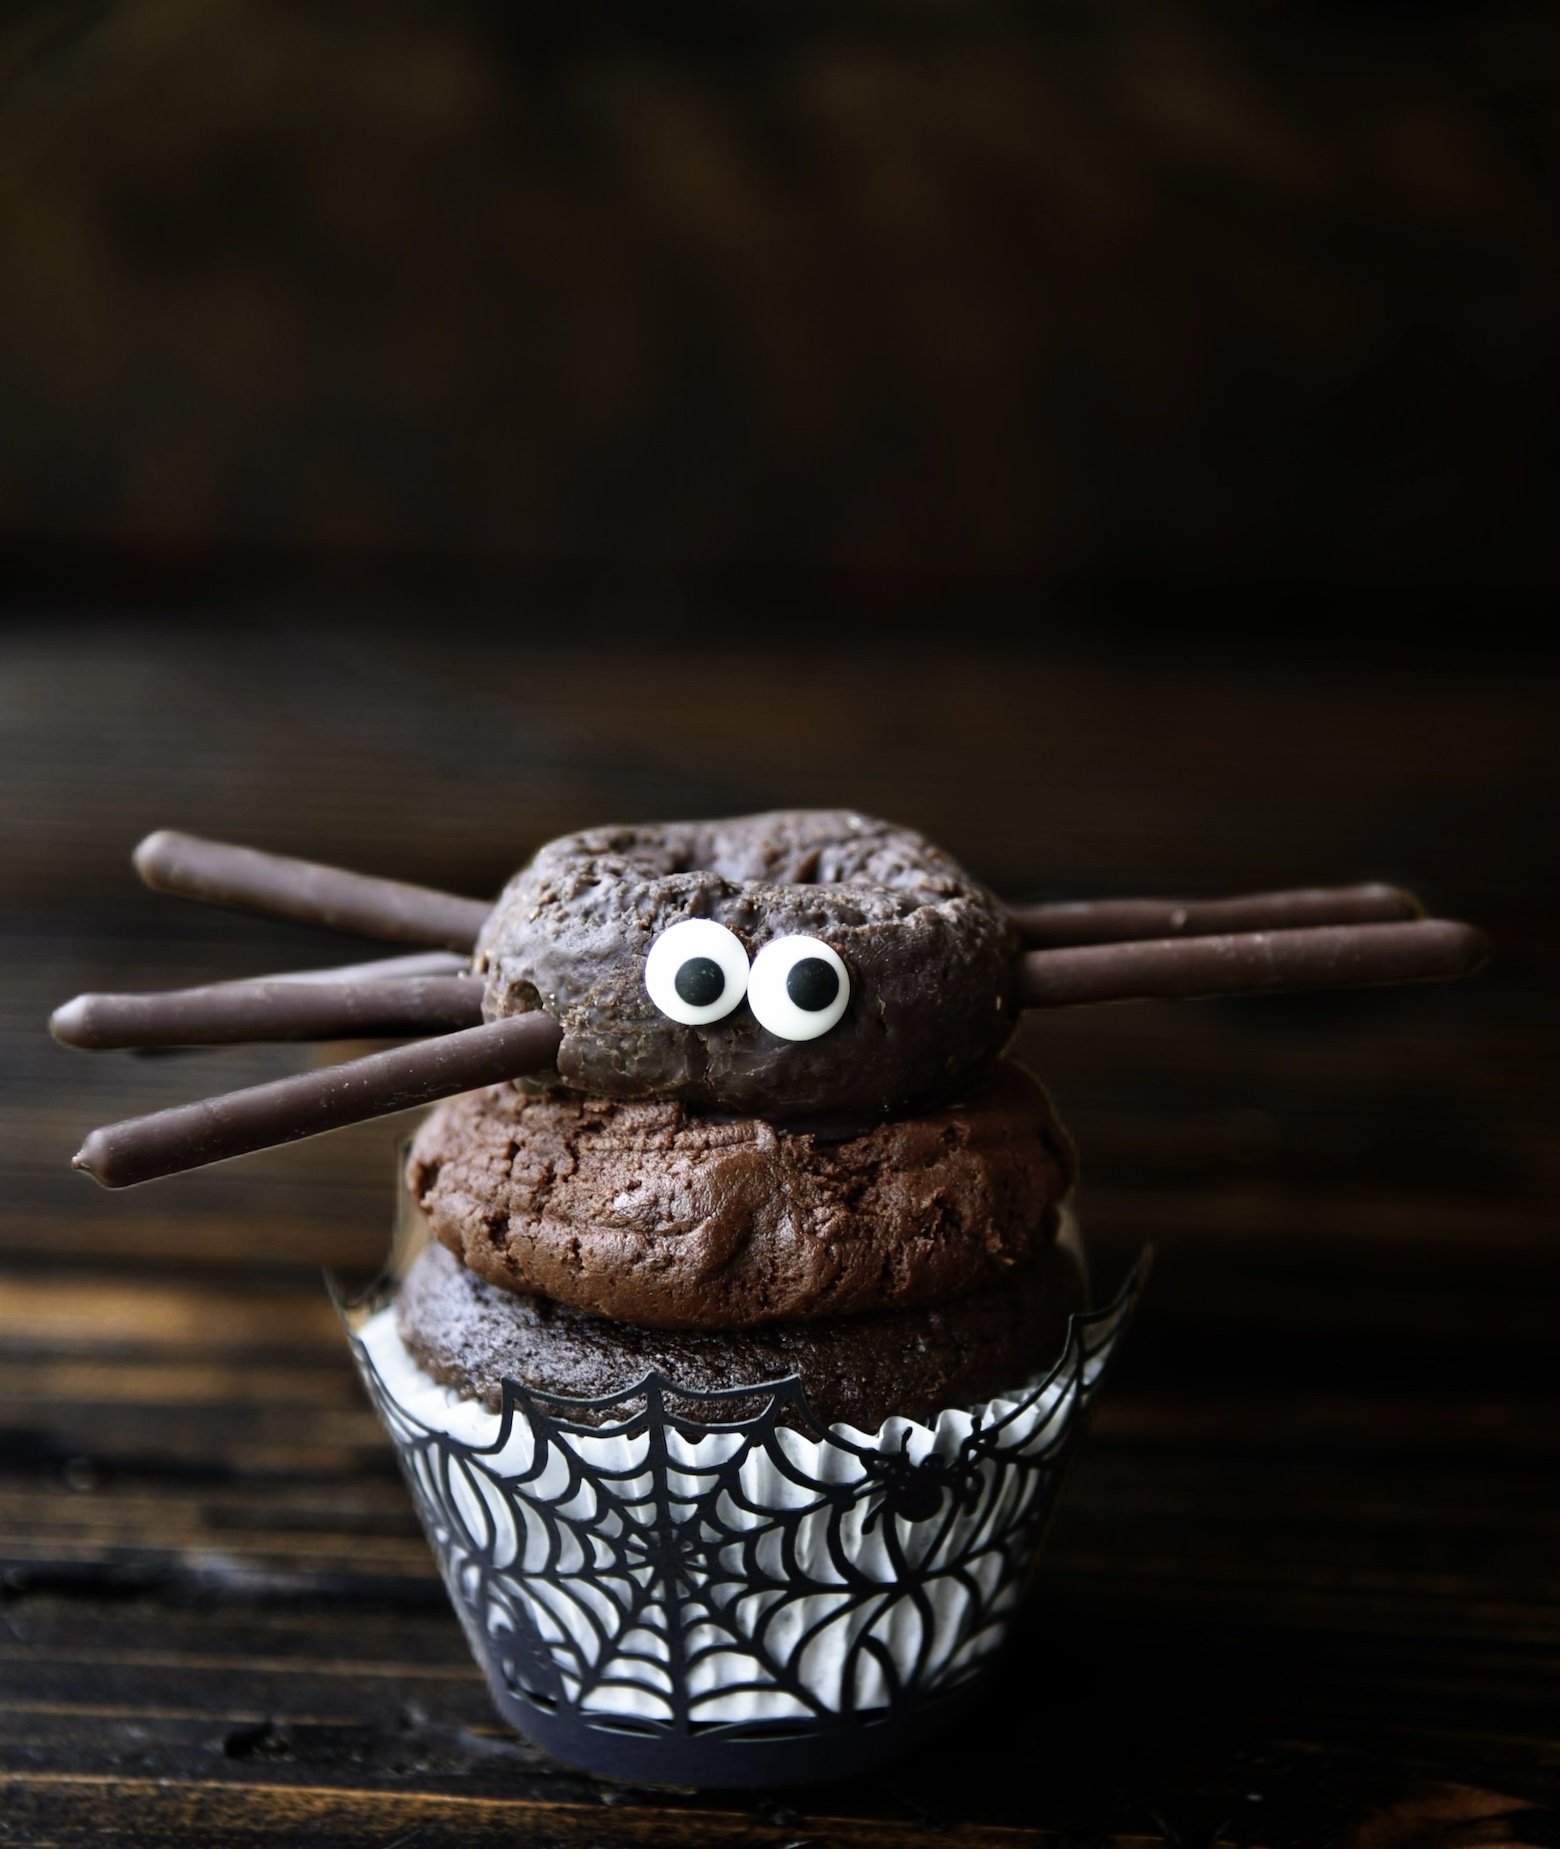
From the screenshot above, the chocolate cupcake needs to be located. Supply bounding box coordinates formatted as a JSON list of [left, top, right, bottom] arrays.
[[351, 931, 1114, 1784], [347, 1238, 1135, 1786], [57, 811, 1485, 1784], [342, 816, 1117, 1784]]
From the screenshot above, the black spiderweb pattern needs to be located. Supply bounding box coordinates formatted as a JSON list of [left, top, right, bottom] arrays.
[[348, 1265, 1141, 1743]]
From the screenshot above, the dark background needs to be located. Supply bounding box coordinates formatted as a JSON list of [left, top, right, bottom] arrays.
[[1, 4, 1557, 1845], [1, 0, 1557, 624]]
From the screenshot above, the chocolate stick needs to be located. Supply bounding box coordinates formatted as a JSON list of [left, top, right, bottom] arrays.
[[51, 976, 486, 1049], [73, 1011, 563, 1189], [134, 831, 491, 952], [1016, 919, 1486, 1009], [257, 951, 469, 985], [1008, 883, 1420, 949]]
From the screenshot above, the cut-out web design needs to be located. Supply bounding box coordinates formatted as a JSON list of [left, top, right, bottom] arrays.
[[349, 1264, 1141, 1742]]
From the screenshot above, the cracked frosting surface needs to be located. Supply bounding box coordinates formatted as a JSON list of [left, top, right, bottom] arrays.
[[473, 810, 1019, 1123], [406, 1059, 1077, 1331]]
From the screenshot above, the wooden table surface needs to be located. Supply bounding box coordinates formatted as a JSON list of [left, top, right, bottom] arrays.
[[2, 614, 1556, 1847]]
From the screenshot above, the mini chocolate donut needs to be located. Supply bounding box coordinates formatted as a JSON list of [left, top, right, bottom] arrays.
[[396, 1232, 1089, 1433], [406, 1059, 1077, 1331], [473, 810, 1019, 1125]]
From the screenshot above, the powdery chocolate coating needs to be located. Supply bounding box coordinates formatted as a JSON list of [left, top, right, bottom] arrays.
[[406, 1059, 1077, 1331], [474, 811, 1019, 1123], [396, 1235, 1088, 1432]]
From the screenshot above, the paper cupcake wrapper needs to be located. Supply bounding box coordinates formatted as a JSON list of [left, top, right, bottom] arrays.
[[340, 1257, 1144, 1787]]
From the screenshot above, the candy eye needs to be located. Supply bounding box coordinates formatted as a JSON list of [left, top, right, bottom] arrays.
[[747, 936, 851, 1041], [644, 919, 750, 1026]]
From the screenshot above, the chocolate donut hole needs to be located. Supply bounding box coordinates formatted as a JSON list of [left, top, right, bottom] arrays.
[[474, 810, 1020, 1123], [406, 1059, 1076, 1331]]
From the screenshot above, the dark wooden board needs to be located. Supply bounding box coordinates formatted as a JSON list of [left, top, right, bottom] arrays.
[[1, 620, 1556, 1846]]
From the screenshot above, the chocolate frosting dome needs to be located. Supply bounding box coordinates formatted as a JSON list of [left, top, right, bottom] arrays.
[[473, 810, 1019, 1123], [406, 1059, 1078, 1331]]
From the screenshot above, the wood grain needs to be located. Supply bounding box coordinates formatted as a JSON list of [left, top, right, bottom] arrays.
[[1, 623, 1555, 1846]]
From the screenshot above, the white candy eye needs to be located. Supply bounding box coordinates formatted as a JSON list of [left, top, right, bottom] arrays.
[[644, 919, 750, 1026], [747, 936, 850, 1041]]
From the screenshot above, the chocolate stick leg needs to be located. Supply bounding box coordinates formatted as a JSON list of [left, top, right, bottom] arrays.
[[1008, 883, 1420, 949], [51, 976, 486, 1049], [134, 831, 491, 952], [256, 951, 469, 985], [73, 1012, 562, 1188], [1016, 919, 1487, 1008]]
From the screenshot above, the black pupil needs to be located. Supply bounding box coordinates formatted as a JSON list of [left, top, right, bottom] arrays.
[[674, 956, 725, 1008], [786, 956, 840, 1012]]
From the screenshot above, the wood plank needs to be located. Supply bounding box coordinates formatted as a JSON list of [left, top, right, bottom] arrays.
[[0, 1775, 1141, 1848], [0, 1275, 343, 1351]]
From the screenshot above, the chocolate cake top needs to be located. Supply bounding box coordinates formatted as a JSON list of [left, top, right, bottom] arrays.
[[396, 1234, 1088, 1433]]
